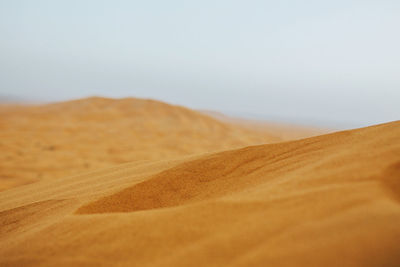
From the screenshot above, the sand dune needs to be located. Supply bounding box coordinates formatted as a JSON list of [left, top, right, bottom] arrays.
[[201, 109, 329, 141], [0, 111, 399, 266], [1, 97, 320, 191]]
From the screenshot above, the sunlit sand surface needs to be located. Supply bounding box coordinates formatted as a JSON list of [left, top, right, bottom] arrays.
[[0, 98, 399, 266]]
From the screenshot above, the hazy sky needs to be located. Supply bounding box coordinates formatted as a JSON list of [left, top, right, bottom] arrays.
[[1, 0, 399, 127]]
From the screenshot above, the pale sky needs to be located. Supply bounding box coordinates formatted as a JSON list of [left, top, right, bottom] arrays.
[[0, 0, 399, 128]]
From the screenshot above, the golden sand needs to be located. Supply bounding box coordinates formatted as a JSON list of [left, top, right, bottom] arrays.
[[0, 97, 300, 191], [0, 98, 399, 266]]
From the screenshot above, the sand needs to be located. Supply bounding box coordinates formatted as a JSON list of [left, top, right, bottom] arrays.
[[0, 98, 399, 266], [0, 97, 308, 191]]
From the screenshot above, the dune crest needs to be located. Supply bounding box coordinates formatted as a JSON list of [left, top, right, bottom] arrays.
[[77, 121, 400, 216]]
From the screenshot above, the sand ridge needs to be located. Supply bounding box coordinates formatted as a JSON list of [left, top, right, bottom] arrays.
[[0, 118, 399, 266], [76, 121, 400, 214]]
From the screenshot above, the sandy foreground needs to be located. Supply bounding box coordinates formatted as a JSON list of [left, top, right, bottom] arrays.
[[0, 98, 399, 266]]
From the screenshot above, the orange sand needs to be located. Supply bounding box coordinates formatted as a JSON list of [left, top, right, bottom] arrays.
[[0, 98, 399, 266], [1, 97, 310, 191]]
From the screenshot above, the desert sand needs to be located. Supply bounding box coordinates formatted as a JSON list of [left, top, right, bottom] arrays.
[[0, 97, 323, 191], [0, 97, 399, 266]]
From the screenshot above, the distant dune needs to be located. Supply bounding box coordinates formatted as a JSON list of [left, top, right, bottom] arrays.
[[1, 97, 320, 191], [201, 109, 330, 141], [0, 98, 398, 266]]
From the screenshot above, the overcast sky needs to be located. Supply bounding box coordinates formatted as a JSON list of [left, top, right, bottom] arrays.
[[0, 0, 399, 128]]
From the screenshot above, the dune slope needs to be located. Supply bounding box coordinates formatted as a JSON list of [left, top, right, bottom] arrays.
[[0, 121, 399, 266], [0, 97, 293, 191]]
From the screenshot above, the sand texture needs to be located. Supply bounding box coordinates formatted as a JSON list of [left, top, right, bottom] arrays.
[[1, 97, 308, 191], [0, 98, 399, 266]]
